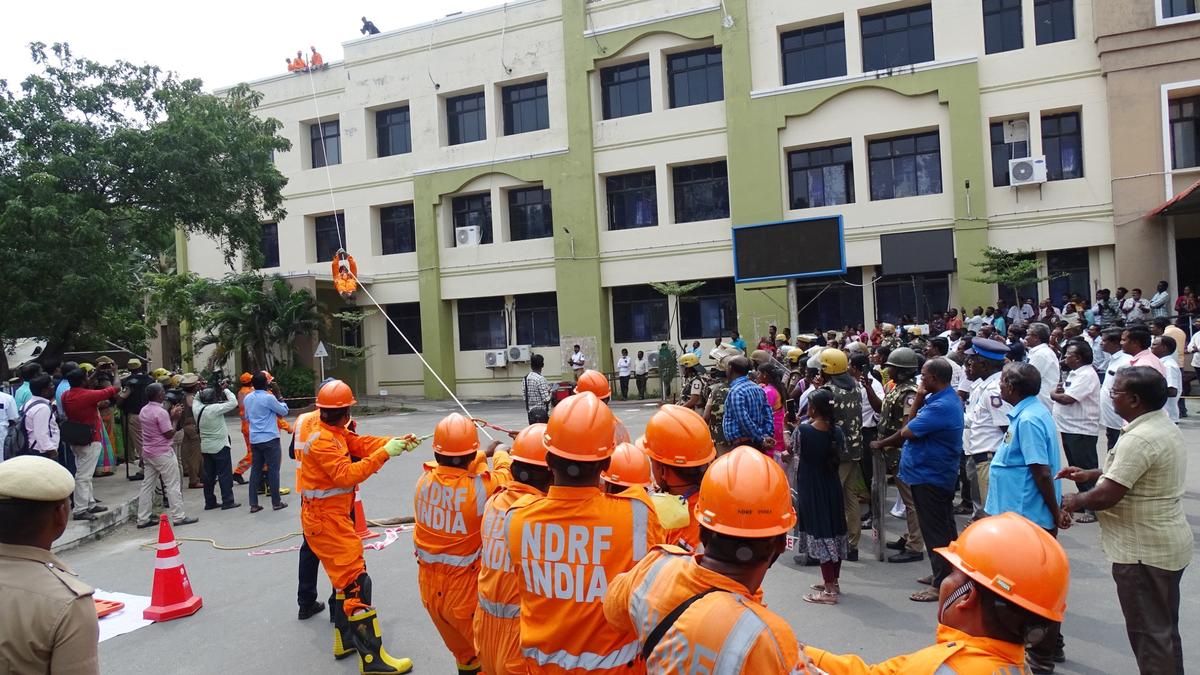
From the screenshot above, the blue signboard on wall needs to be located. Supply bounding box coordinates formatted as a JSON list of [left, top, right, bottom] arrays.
[[732, 216, 846, 283]]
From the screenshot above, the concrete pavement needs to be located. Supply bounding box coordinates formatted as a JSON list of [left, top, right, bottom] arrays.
[[62, 398, 1199, 674]]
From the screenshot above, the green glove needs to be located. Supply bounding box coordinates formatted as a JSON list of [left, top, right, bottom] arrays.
[[384, 435, 420, 457]]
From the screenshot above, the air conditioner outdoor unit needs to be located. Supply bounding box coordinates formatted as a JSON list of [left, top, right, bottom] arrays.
[[484, 350, 507, 368], [456, 225, 482, 247], [507, 345, 531, 362], [646, 352, 660, 369], [1008, 157, 1047, 187]]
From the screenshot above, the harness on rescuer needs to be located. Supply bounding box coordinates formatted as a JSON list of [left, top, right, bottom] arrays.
[[333, 249, 358, 301]]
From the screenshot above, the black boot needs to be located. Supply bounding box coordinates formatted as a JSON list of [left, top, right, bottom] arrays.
[[348, 609, 413, 674], [330, 593, 356, 660]]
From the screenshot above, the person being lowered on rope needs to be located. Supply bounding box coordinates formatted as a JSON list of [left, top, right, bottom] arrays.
[[297, 379, 421, 674], [333, 249, 358, 301]]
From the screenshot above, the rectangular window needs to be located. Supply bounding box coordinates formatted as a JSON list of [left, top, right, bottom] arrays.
[[385, 303, 422, 356], [310, 120, 340, 168], [508, 187, 553, 241], [314, 213, 346, 263], [989, 120, 1030, 187], [673, 161, 730, 223], [1034, 0, 1075, 44], [861, 5, 935, 71], [606, 171, 658, 230], [601, 60, 652, 120], [1041, 112, 1083, 181], [868, 131, 942, 200], [788, 143, 855, 209], [983, 0, 1024, 54], [679, 278, 737, 340], [452, 194, 493, 245], [502, 80, 549, 135], [1169, 95, 1200, 169], [447, 92, 486, 145], [781, 21, 847, 85], [874, 272, 949, 324], [1047, 248, 1090, 305], [612, 285, 669, 342], [515, 292, 559, 347], [667, 47, 723, 108], [259, 222, 280, 269], [457, 297, 506, 351], [380, 204, 415, 255], [1163, 0, 1198, 18], [797, 268, 864, 332], [376, 106, 412, 157]]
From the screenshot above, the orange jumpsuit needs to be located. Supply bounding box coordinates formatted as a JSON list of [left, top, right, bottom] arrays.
[[506, 484, 665, 675], [332, 255, 358, 299], [310, 50, 324, 68], [604, 546, 817, 674], [805, 625, 1027, 674], [475, 481, 544, 675], [412, 451, 511, 670], [298, 420, 392, 615]]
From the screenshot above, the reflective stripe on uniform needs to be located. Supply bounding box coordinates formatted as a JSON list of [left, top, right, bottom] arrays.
[[712, 603, 769, 674], [631, 499, 649, 561], [478, 596, 521, 619], [522, 641, 639, 671], [474, 475, 486, 516], [629, 554, 676, 638], [301, 486, 354, 499], [414, 548, 481, 567]]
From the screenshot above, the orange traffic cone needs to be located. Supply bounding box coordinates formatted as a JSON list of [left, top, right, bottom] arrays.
[[143, 514, 203, 621], [353, 488, 380, 541]]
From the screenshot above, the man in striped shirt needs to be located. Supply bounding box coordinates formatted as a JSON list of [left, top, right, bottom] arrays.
[[1051, 340, 1101, 524]]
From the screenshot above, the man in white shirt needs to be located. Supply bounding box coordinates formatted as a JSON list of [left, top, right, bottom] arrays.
[[19, 375, 60, 460], [1088, 324, 1110, 376], [960, 338, 1011, 520], [1098, 329, 1133, 449], [925, 337, 965, 398], [1051, 340, 1101, 523], [1006, 302, 1026, 330], [633, 351, 649, 400], [965, 307, 986, 334], [0, 390, 17, 459], [1024, 323, 1060, 410], [568, 344, 585, 381], [1153, 336, 1182, 423], [615, 349, 632, 401], [1120, 288, 1151, 325], [1149, 280, 1170, 319]]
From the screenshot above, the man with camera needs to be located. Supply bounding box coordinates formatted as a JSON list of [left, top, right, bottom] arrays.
[[193, 374, 241, 511]]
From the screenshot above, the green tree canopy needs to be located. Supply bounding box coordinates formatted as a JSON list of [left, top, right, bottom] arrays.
[[969, 246, 1052, 308], [0, 43, 289, 362]]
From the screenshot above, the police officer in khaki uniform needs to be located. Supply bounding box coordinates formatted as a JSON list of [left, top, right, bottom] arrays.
[[871, 347, 926, 564], [0, 455, 100, 675], [677, 353, 708, 410]]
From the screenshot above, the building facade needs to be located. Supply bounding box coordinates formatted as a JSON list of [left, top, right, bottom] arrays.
[[186, 0, 1124, 398]]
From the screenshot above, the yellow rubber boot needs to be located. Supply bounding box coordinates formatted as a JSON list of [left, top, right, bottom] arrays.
[[348, 609, 413, 674]]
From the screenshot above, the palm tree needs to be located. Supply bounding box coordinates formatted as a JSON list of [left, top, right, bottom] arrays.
[[194, 275, 272, 370], [264, 277, 323, 367]]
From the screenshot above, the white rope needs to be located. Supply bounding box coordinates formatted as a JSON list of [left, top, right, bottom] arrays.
[[305, 68, 345, 251]]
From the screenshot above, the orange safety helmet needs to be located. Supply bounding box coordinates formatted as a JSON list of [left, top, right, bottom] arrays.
[[510, 423, 549, 467], [935, 512, 1069, 622], [694, 446, 796, 538], [601, 442, 652, 488], [543, 391, 616, 461], [633, 435, 650, 453], [432, 413, 480, 457], [643, 404, 716, 467], [239, 372, 253, 385], [574, 369, 611, 400], [315, 379, 356, 408]]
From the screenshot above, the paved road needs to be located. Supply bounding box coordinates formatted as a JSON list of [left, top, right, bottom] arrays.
[[64, 399, 1199, 674]]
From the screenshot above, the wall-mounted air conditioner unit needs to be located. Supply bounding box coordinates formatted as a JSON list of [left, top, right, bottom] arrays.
[[484, 350, 507, 368], [1008, 157, 1047, 187], [507, 345, 531, 362], [456, 225, 482, 247]]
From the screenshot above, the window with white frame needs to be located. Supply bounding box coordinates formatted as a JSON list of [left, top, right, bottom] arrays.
[[1169, 95, 1200, 169]]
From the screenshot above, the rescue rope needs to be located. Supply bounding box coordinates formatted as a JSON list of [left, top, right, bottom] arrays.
[[134, 516, 416, 552]]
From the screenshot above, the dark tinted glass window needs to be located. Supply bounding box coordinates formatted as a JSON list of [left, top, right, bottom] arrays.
[[503, 80, 549, 135], [452, 194, 493, 245], [380, 204, 415, 255], [612, 285, 669, 342], [508, 187, 553, 241], [788, 143, 854, 208], [1041, 112, 1083, 180], [457, 297, 506, 351], [447, 92, 486, 145], [679, 278, 737, 340], [515, 292, 559, 347], [673, 161, 729, 223], [1034, 0, 1075, 44], [1163, 0, 1198, 18], [861, 5, 935, 71], [385, 303, 422, 354], [606, 171, 658, 230], [1047, 248, 1090, 304], [311, 120, 340, 168], [1169, 95, 1200, 169], [376, 106, 411, 157], [796, 268, 864, 332], [259, 222, 279, 269], [667, 47, 723, 108], [875, 273, 949, 324], [314, 213, 345, 262], [989, 120, 1030, 186], [781, 21, 847, 84], [983, 0, 1024, 54], [601, 60, 651, 120], [868, 131, 942, 200]]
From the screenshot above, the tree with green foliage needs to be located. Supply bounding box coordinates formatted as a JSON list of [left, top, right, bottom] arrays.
[[0, 43, 289, 368], [649, 281, 706, 351], [193, 273, 324, 372], [969, 246, 1054, 309]]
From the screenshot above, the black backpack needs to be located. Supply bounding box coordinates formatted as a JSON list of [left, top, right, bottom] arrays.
[[3, 400, 50, 460]]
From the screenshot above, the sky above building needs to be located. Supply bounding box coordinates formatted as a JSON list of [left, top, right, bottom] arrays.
[[1, 0, 505, 92]]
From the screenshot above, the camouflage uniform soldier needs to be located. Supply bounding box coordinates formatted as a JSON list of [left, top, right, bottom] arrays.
[[817, 349, 864, 559], [880, 323, 901, 350], [704, 369, 731, 455], [874, 347, 925, 562]]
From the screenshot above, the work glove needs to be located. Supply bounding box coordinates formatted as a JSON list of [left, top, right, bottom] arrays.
[[384, 434, 421, 457]]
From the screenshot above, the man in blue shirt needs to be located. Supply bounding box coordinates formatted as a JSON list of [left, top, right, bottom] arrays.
[[729, 331, 747, 353], [243, 371, 289, 512], [875, 358, 963, 601], [721, 356, 775, 453]]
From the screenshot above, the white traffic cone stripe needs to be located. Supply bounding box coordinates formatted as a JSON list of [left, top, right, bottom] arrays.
[[152, 541, 178, 551], [155, 555, 183, 569]]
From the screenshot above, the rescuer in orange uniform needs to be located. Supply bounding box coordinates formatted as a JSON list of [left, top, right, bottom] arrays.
[[575, 369, 631, 444], [413, 413, 512, 675], [805, 512, 1069, 674], [505, 392, 665, 674], [333, 250, 358, 301], [601, 442, 653, 494], [604, 445, 820, 673], [298, 379, 420, 674], [642, 405, 715, 551], [475, 423, 552, 675]]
